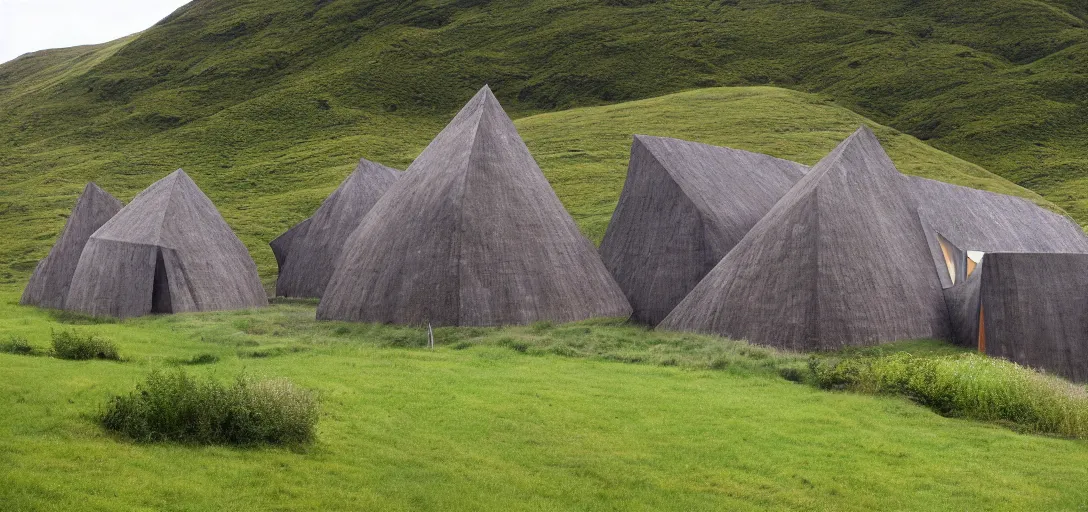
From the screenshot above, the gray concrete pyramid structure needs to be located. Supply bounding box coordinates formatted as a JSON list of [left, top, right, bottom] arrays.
[[943, 251, 1088, 382], [318, 85, 632, 326], [21, 183, 123, 310], [273, 158, 400, 298], [65, 169, 267, 318], [599, 135, 807, 324], [659, 127, 950, 350], [910, 177, 1088, 288]]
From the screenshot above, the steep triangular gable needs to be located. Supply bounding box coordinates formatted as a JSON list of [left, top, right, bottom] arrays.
[[660, 127, 949, 350], [21, 183, 122, 309], [275, 158, 399, 298], [599, 135, 807, 324], [318, 86, 631, 326]]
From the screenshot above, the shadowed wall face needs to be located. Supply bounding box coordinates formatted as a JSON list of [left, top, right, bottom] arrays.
[[274, 159, 400, 299], [318, 86, 631, 326], [20, 183, 122, 310], [65, 170, 267, 319], [975, 253, 1088, 383], [599, 135, 806, 325]]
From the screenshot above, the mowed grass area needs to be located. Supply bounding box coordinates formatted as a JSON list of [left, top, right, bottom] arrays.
[[0, 86, 1056, 286], [2, 286, 1088, 511]]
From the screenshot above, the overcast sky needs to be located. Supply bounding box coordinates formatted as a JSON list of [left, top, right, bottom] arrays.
[[0, 0, 191, 64]]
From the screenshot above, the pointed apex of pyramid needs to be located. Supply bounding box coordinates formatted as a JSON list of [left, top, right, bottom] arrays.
[[854, 124, 877, 138], [168, 168, 193, 183], [804, 125, 897, 182], [465, 84, 503, 113], [353, 157, 400, 179], [83, 182, 107, 195], [79, 182, 123, 210]]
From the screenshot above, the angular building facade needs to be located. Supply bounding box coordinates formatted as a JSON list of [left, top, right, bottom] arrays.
[[659, 127, 950, 350], [599, 135, 807, 324], [944, 252, 1088, 382], [21, 183, 123, 310], [65, 170, 267, 318], [318, 86, 632, 326], [273, 159, 400, 298]]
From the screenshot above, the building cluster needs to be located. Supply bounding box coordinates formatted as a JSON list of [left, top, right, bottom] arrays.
[[21, 86, 1088, 381]]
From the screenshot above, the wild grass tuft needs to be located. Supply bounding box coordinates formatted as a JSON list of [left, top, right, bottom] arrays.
[[811, 353, 1088, 439], [1, 335, 35, 355], [101, 369, 319, 445], [51, 330, 121, 361]]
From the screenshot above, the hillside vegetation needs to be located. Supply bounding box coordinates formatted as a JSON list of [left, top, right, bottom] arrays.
[[1, 0, 1086, 257], [0, 85, 1053, 284]]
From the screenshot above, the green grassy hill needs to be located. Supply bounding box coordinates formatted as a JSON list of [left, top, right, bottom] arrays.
[[0, 85, 1056, 284], [2, 0, 1087, 257]]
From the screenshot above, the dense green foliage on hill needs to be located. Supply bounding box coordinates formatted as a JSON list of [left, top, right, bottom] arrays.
[[2, 0, 1086, 252]]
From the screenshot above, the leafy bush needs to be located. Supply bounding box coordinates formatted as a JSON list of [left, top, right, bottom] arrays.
[[51, 330, 121, 361], [102, 370, 319, 445], [811, 353, 1088, 439], [1, 335, 34, 355]]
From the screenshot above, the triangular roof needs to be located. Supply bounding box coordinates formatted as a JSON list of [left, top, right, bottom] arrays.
[[660, 127, 950, 350], [21, 183, 122, 309], [274, 158, 400, 298], [318, 85, 632, 326], [910, 177, 1088, 288], [65, 169, 266, 318], [599, 135, 807, 324]]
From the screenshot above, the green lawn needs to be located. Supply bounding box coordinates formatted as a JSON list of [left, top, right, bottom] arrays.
[[2, 287, 1087, 511]]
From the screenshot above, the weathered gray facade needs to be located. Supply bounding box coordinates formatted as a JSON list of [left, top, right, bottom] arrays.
[[274, 159, 400, 298], [271, 218, 311, 269], [659, 127, 950, 350], [65, 170, 267, 318], [945, 253, 1088, 382], [599, 135, 807, 325], [318, 86, 632, 326], [21, 183, 123, 310]]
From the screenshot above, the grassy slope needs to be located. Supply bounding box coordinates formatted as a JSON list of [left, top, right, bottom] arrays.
[[1, 0, 1086, 237], [1, 289, 1087, 511], [0, 86, 1053, 285]]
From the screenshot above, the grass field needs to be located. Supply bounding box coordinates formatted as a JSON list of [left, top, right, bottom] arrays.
[[2, 286, 1088, 511]]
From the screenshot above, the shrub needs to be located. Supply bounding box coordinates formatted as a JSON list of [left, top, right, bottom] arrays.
[[51, 330, 121, 361], [811, 353, 1088, 439], [1, 335, 34, 355], [102, 369, 319, 445], [186, 353, 220, 365]]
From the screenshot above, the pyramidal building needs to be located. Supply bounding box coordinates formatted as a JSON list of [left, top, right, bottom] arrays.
[[21, 183, 123, 310], [599, 135, 807, 325], [273, 158, 400, 298], [318, 85, 632, 326], [660, 127, 950, 350], [65, 170, 267, 318]]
